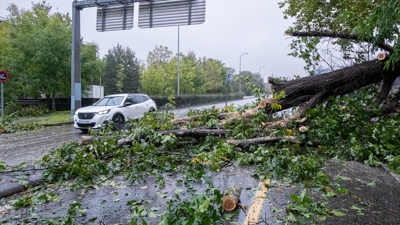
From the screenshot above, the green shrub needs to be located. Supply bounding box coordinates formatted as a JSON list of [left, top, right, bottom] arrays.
[[5, 102, 49, 118]]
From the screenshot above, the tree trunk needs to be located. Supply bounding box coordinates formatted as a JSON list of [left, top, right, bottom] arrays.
[[222, 185, 242, 211], [51, 94, 56, 112], [264, 59, 400, 114], [227, 136, 300, 148], [159, 129, 229, 137]]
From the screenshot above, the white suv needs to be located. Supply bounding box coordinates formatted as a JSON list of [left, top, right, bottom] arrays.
[[74, 93, 157, 132]]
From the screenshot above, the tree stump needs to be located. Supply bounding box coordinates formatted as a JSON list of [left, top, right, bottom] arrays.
[[222, 185, 242, 211]]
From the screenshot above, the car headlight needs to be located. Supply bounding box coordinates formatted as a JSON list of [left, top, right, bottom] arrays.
[[97, 109, 110, 115]]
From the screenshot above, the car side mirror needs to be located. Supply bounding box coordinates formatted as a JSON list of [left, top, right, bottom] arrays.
[[124, 102, 132, 107]]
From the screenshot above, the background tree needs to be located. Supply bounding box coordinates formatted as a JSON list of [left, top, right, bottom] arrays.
[[5, 1, 71, 111], [116, 64, 125, 93], [141, 45, 176, 95], [81, 42, 105, 92], [141, 47, 233, 96], [240, 71, 264, 96], [178, 52, 197, 94], [0, 15, 24, 102], [147, 45, 173, 68], [196, 57, 228, 94], [103, 44, 141, 95]]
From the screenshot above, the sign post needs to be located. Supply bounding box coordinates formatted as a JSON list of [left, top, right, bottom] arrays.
[[0, 70, 9, 120]]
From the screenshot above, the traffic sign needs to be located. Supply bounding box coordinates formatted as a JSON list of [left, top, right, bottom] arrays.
[[0, 70, 9, 83], [139, 0, 206, 28]]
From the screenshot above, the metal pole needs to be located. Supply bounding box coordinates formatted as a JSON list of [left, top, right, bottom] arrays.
[[259, 66, 265, 75], [71, 2, 82, 119], [100, 75, 103, 98], [1, 83, 3, 120], [225, 73, 229, 107], [263, 73, 268, 90], [259, 66, 265, 89], [239, 52, 248, 93], [177, 26, 180, 96], [225, 85, 228, 107]]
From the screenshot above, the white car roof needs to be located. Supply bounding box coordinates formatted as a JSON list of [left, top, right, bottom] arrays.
[[104, 94, 149, 97]]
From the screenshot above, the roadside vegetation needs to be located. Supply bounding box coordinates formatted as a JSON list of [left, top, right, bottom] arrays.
[[0, 104, 70, 133]]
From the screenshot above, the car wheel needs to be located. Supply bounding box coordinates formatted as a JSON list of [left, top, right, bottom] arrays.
[[149, 108, 155, 112], [113, 114, 125, 131]]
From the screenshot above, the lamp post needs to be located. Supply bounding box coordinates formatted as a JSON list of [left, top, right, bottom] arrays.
[[258, 66, 265, 90], [259, 66, 265, 75], [263, 73, 268, 91], [239, 52, 248, 93]]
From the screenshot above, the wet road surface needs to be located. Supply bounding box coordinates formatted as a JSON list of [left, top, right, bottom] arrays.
[[0, 125, 82, 167]]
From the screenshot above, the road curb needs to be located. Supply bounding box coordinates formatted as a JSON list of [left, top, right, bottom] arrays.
[[0, 171, 44, 199], [43, 121, 74, 127], [382, 164, 400, 184]]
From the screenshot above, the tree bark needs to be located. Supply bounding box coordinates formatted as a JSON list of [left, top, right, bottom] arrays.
[[171, 115, 202, 125], [51, 94, 56, 112], [80, 129, 230, 146], [227, 136, 300, 148], [159, 129, 229, 137], [222, 185, 242, 211]]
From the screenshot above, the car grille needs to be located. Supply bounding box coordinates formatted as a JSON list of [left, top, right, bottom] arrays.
[[78, 113, 95, 119], [77, 122, 96, 128]]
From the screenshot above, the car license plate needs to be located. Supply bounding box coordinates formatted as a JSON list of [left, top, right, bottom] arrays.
[[78, 120, 91, 124]]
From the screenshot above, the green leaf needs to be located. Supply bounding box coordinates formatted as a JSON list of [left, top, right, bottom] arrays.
[[334, 175, 351, 181], [350, 205, 362, 211], [287, 212, 297, 222], [331, 210, 346, 216], [198, 199, 210, 213]]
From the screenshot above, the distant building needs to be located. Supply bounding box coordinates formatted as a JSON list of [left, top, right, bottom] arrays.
[[84, 85, 104, 99]]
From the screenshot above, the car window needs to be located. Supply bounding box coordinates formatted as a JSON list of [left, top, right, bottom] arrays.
[[143, 95, 150, 101], [134, 96, 145, 104], [94, 96, 125, 106], [125, 96, 135, 105]]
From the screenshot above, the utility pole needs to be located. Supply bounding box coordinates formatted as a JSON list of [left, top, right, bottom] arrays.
[[177, 26, 180, 96], [239, 52, 248, 93]]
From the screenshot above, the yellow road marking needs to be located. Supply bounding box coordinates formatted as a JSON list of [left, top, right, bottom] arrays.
[[244, 179, 270, 225]]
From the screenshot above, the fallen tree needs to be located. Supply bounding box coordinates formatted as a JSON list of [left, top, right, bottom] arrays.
[[253, 32, 400, 126]]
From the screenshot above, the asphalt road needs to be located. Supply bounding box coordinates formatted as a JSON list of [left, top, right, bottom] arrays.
[[0, 97, 257, 167]]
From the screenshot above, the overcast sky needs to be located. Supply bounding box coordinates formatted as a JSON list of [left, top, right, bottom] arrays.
[[1, 0, 307, 80]]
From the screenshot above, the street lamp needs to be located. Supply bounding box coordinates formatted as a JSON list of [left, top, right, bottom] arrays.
[[259, 66, 265, 75], [263, 73, 268, 91], [239, 52, 248, 93]]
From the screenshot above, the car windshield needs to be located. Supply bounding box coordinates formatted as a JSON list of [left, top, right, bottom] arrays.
[[94, 96, 125, 106]]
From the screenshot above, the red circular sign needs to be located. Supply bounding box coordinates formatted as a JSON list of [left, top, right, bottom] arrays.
[[0, 70, 9, 83]]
